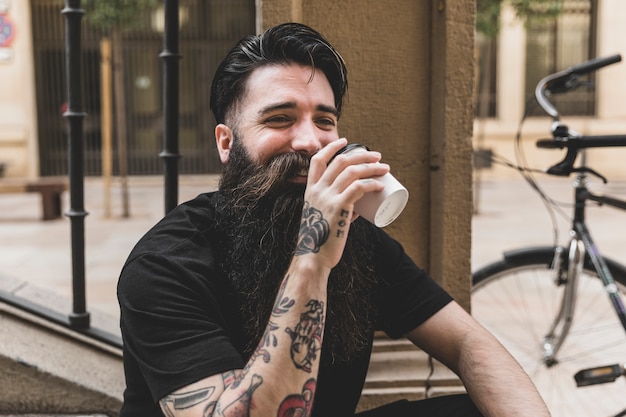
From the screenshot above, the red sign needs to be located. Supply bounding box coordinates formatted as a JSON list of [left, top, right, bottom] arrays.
[[0, 14, 15, 47]]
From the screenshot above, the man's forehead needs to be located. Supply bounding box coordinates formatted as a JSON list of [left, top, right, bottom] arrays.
[[240, 64, 334, 112]]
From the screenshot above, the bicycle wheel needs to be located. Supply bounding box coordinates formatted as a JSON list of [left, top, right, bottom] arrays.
[[472, 246, 626, 417]]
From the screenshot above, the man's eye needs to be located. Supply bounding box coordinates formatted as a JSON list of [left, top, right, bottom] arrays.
[[266, 116, 292, 126], [316, 118, 336, 127]]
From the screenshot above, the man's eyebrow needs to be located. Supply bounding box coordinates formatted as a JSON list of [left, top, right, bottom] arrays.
[[258, 102, 338, 117], [258, 102, 296, 116], [317, 104, 339, 117]]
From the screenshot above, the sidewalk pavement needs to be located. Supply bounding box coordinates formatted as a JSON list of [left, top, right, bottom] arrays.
[[0, 174, 624, 324], [0, 175, 219, 322]]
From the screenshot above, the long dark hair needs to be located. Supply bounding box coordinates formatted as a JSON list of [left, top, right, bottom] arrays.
[[210, 22, 348, 126]]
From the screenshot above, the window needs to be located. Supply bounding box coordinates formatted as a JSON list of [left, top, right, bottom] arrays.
[[475, 32, 498, 118], [525, 0, 596, 116], [32, 0, 255, 176]]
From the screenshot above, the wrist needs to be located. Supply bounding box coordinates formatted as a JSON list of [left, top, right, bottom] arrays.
[[288, 256, 332, 285]]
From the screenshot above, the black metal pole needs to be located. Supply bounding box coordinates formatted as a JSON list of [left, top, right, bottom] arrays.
[[62, 0, 90, 329], [159, 0, 181, 214]]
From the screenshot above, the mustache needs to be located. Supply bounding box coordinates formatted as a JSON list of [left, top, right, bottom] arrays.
[[229, 152, 310, 208]]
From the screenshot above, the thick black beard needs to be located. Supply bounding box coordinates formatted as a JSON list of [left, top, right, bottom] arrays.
[[214, 140, 378, 364]]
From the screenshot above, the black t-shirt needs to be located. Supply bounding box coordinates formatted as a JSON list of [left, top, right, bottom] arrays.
[[117, 192, 453, 417]]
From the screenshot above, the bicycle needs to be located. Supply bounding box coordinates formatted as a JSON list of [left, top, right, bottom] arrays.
[[471, 54, 626, 417]]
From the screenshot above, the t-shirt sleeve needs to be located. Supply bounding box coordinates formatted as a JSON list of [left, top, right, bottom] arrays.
[[118, 249, 245, 403], [373, 229, 453, 339]]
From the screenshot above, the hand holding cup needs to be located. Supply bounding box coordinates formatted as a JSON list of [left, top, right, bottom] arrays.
[[333, 144, 409, 227]]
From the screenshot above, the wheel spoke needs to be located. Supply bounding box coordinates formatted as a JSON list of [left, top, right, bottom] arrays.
[[472, 251, 626, 417]]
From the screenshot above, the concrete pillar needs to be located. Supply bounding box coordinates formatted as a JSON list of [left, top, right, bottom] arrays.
[[258, 3, 475, 409], [259, 0, 475, 308], [427, 0, 475, 308]]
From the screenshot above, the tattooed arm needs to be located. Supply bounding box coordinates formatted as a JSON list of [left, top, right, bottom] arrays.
[[159, 263, 327, 417], [159, 139, 389, 417], [160, 263, 329, 417], [159, 371, 239, 417]]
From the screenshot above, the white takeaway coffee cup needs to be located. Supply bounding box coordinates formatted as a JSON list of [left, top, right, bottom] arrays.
[[334, 144, 409, 227]]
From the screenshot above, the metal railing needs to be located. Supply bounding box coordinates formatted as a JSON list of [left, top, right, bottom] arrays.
[[0, 0, 182, 349], [32, 0, 255, 177], [160, 0, 181, 214], [63, 0, 90, 330]]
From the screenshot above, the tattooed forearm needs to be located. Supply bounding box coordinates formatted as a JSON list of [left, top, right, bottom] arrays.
[[285, 300, 324, 372], [273, 276, 296, 316], [263, 276, 296, 360], [214, 374, 263, 417], [235, 277, 297, 387], [222, 370, 239, 389], [235, 324, 274, 388], [295, 201, 330, 255], [160, 386, 215, 413], [277, 378, 316, 417]]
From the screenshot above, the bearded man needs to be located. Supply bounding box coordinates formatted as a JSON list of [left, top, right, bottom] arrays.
[[117, 22, 550, 417]]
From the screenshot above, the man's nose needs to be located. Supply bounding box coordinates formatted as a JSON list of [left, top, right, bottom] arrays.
[[291, 121, 323, 156]]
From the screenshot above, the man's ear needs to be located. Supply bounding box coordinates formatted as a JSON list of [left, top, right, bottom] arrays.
[[215, 124, 233, 164]]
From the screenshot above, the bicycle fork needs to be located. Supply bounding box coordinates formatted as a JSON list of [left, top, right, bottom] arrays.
[[542, 236, 585, 367]]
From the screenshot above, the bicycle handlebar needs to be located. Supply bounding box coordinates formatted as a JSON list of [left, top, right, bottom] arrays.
[[536, 135, 626, 150], [532, 54, 624, 180], [564, 54, 622, 77], [535, 54, 622, 119], [536, 134, 626, 180]]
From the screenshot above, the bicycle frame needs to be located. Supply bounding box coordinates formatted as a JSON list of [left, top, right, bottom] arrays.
[[471, 54, 626, 415], [533, 55, 626, 366], [576, 180, 626, 328], [542, 173, 626, 365]]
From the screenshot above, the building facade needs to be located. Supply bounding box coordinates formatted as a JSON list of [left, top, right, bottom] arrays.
[[0, 0, 39, 178], [475, 0, 626, 180], [1, 0, 255, 178], [1, 0, 475, 309]]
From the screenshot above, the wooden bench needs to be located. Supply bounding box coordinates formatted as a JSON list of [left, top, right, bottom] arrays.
[[0, 178, 68, 220]]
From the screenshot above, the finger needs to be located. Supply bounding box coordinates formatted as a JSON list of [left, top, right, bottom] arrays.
[[307, 138, 348, 184], [330, 162, 390, 197], [343, 174, 388, 203], [315, 151, 384, 195], [324, 149, 383, 181]]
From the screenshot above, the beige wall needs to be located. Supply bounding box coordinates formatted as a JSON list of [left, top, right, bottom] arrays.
[[258, 3, 475, 409], [260, 0, 476, 306], [0, 0, 39, 178]]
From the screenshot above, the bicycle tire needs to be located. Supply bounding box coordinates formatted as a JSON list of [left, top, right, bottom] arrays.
[[472, 246, 626, 417]]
